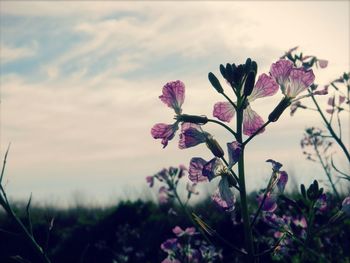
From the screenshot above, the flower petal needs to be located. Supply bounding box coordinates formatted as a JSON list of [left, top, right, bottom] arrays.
[[159, 80, 185, 114], [243, 105, 265, 136], [212, 177, 236, 211], [249, 73, 279, 101], [342, 196, 350, 216], [202, 158, 222, 181], [318, 59, 328, 69], [270, 59, 293, 87], [258, 193, 277, 212], [227, 141, 242, 168], [151, 123, 179, 148], [213, 101, 235, 122], [266, 159, 283, 172], [179, 123, 208, 149], [285, 68, 315, 98], [277, 171, 288, 193], [188, 157, 208, 183]]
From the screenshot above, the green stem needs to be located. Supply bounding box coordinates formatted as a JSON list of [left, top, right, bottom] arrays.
[[309, 91, 350, 163], [313, 142, 340, 200], [207, 118, 238, 140], [237, 107, 255, 262]]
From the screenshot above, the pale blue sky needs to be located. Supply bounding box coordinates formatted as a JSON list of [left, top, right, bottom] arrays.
[[0, 1, 349, 206]]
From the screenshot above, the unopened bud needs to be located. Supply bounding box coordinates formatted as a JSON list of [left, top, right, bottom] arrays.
[[251, 61, 258, 74], [220, 64, 226, 79], [243, 71, 256, 97], [177, 114, 208, 124], [208, 72, 223, 93], [268, 98, 291, 122], [206, 138, 224, 158]]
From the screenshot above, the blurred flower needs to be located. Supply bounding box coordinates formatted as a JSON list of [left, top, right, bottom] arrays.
[[146, 176, 154, 187], [161, 238, 179, 253], [326, 95, 347, 114], [290, 101, 307, 116], [159, 186, 170, 204], [292, 216, 307, 229], [315, 193, 328, 212], [257, 192, 277, 212], [172, 226, 196, 237], [213, 73, 278, 136]]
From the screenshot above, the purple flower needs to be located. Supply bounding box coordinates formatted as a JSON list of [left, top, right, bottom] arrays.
[[161, 238, 179, 253], [341, 196, 350, 216], [277, 171, 288, 193], [266, 159, 283, 172], [202, 158, 223, 181], [172, 226, 196, 237], [270, 59, 315, 99], [212, 177, 236, 211], [227, 141, 242, 168], [151, 123, 179, 148], [159, 80, 185, 115], [213, 73, 278, 136], [262, 212, 289, 230], [189, 158, 209, 183], [159, 186, 169, 204], [146, 176, 154, 187], [315, 193, 328, 212], [258, 192, 278, 212], [179, 123, 208, 149]]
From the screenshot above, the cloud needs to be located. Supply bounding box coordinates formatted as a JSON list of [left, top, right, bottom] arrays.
[[0, 43, 37, 64]]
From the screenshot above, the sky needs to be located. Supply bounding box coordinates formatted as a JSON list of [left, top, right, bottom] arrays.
[[0, 1, 349, 207]]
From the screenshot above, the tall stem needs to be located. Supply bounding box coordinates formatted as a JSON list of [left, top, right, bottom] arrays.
[[309, 91, 350, 163], [236, 107, 255, 262]]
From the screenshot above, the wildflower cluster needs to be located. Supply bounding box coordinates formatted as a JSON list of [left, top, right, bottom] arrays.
[[149, 54, 345, 262]]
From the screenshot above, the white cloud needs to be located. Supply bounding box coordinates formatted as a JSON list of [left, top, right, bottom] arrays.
[[0, 43, 37, 64]]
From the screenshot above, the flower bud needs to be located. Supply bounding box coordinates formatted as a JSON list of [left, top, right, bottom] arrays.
[[220, 64, 226, 79], [177, 114, 208, 124], [244, 58, 252, 73], [243, 71, 256, 97], [268, 98, 291, 122], [206, 137, 224, 158], [251, 61, 258, 74], [225, 63, 234, 83], [208, 72, 223, 93]]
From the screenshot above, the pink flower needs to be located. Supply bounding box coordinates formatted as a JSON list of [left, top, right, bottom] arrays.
[[151, 123, 179, 148], [318, 59, 328, 69], [270, 59, 315, 99], [158, 186, 169, 204], [179, 123, 208, 149], [172, 226, 196, 237], [159, 80, 185, 114], [292, 216, 307, 228], [213, 73, 278, 135], [151, 80, 186, 148], [146, 176, 154, 187]]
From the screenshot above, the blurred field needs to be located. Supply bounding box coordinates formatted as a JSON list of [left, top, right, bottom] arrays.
[[1, 190, 349, 263]]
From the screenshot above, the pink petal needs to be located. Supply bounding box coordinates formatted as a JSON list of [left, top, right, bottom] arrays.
[[277, 171, 288, 193], [212, 178, 236, 211], [326, 108, 334, 114], [213, 101, 235, 122], [318, 59, 328, 68], [172, 226, 184, 236], [151, 123, 178, 148], [328, 97, 335, 107], [188, 157, 208, 183], [227, 141, 242, 168], [179, 123, 207, 149], [270, 59, 293, 87], [257, 193, 277, 212], [339, 95, 346, 105], [243, 105, 265, 136], [249, 73, 279, 101], [285, 68, 314, 98], [159, 80, 185, 114]]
